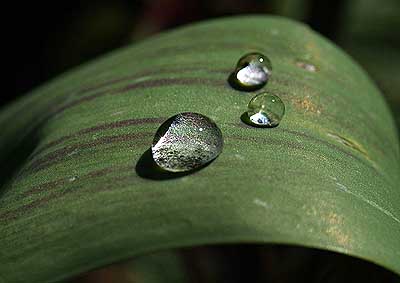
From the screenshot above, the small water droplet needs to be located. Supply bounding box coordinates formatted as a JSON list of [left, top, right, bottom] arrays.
[[244, 93, 285, 127], [296, 60, 317, 72], [229, 52, 272, 91], [152, 112, 223, 172]]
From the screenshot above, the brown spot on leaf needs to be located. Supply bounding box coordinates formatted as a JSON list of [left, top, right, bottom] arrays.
[[293, 95, 322, 114]]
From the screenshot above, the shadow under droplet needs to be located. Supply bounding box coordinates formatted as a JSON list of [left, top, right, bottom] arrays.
[[135, 148, 210, 180]]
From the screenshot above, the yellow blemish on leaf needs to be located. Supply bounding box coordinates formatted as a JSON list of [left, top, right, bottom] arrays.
[[293, 95, 322, 114], [326, 133, 369, 158], [325, 212, 351, 248]]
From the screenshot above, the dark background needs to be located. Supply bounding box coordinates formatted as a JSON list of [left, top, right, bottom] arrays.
[[7, 0, 400, 126]]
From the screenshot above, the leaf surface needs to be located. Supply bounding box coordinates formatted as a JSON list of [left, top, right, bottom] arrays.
[[0, 16, 399, 282]]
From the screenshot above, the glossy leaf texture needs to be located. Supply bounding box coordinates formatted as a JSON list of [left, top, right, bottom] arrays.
[[0, 16, 399, 282]]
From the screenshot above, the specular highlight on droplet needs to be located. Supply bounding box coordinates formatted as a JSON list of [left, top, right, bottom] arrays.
[[244, 92, 285, 127], [229, 52, 272, 91], [151, 112, 223, 172]]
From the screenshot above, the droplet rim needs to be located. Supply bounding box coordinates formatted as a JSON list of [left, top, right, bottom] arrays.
[[242, 92, 285, 128], [229, 52, 272, 92], [151, 112, 224, 173]]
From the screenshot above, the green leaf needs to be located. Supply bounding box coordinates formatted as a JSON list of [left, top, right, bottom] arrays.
[[0, 16, 399, 282]]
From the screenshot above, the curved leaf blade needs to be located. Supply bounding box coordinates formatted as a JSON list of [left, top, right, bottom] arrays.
[[0, 16, 399, 282]]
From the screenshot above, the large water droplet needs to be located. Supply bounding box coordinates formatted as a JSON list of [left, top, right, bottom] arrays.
[[244, 93, 285, 127], [152, 112, 223, 172], [229, 52, 272, 91]]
